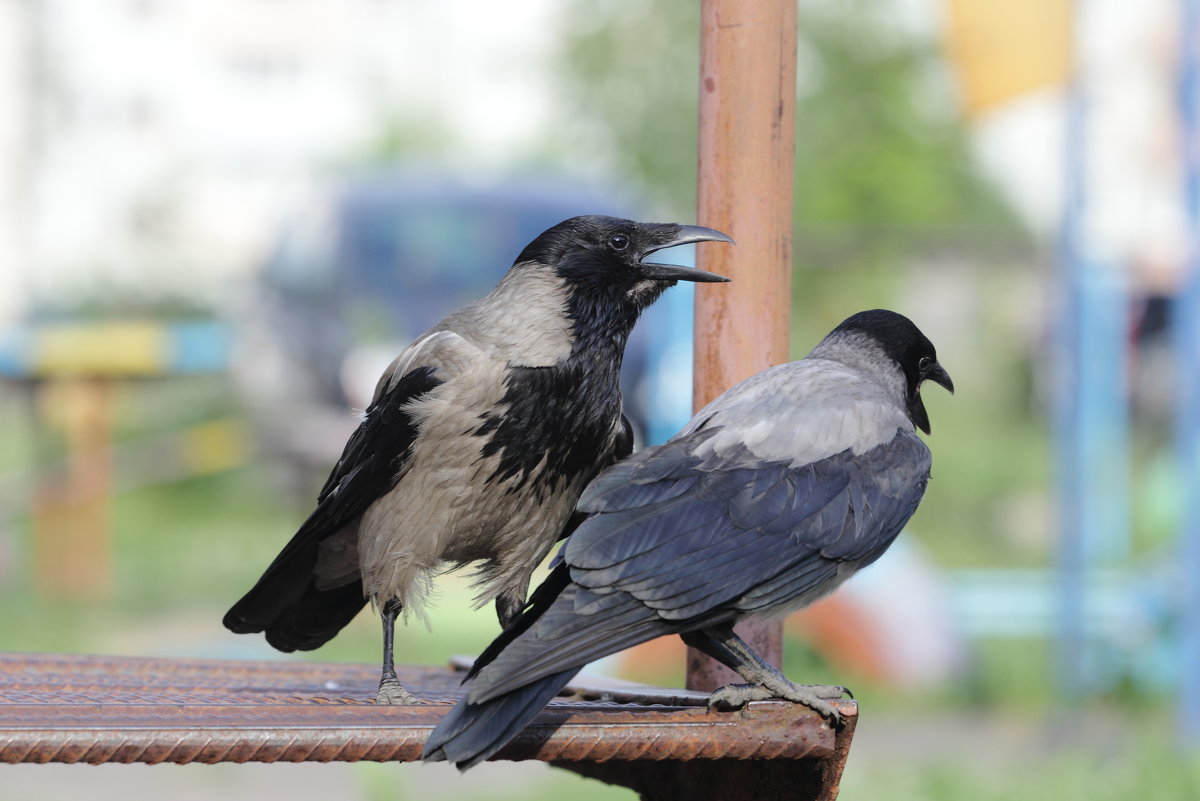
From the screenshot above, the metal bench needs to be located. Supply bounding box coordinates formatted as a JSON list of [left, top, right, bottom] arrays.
[[0, 652, 856, 800]]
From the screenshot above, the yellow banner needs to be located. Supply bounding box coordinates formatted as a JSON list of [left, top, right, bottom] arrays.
[[35, 322, 168, 376], [943, 0, 1073, 117]]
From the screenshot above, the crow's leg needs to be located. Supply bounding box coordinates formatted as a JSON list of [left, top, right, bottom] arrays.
[[376, 599, 416, 704], [494, 582, 529, 630], [681, 625, 850, 725]]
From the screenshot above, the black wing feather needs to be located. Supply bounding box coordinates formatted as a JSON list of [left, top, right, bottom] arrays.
[[566, 427, 931, 620], [223, 366, 442, 650], [423, 669, 578, 769], [549, 412, 636, 546]]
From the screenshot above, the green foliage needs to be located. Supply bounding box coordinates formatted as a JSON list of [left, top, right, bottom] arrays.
[[791, 3, 1012, 228], [554, 0, 1018, 248], [551, 0, 703, 217]]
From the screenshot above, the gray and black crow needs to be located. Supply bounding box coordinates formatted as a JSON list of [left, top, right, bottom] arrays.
[[223, 215, 732, 703], [422, 309, 953, 768]]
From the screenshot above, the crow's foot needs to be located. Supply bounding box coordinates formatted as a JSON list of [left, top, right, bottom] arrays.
[[376, 672, 417, 705], [707, 682, 850, 725]]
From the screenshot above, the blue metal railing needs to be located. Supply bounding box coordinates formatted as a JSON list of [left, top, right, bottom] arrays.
[[1175, 0, 1200, 742]]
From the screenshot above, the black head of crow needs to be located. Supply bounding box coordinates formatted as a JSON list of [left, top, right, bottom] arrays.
[[222, 215, 731, 703], [521, 215, 732, 331], [422, 309, 953, 769]]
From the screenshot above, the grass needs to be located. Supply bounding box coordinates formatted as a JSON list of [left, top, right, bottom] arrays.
[[841, 721, 1200, 801]]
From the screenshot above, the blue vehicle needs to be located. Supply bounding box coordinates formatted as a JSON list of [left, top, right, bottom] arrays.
[[242, 171, 700, 474]]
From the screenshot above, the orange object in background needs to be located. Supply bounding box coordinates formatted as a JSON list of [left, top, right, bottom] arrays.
[[614, 597, 891, 688], [786, 595, 892, 684], [616, 543, 966, 689], [32, 379, 115, 600], [943, 0, 1073, 117]]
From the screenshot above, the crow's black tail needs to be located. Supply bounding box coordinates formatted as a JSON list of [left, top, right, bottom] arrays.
[[223, 574, 367, 652], [222, 517, 367, 652], [422, 668, 578, 769], [228, 580, 367, 652]]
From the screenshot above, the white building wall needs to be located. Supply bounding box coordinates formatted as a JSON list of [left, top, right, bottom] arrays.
[[0, 0, 31, 324], [5, 0, 557, 311]]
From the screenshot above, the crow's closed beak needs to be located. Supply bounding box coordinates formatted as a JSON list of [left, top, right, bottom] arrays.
[[639, 224, 733, 283]]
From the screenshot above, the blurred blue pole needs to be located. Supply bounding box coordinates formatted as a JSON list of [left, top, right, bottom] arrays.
[[1056, 0, 1131, 697], [1055, 55, 1086, 696], [1176, 0, 1200, 743]]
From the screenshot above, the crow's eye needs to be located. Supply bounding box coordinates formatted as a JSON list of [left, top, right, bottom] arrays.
[[918, 356, 933, 372], [609, 234, 630, 251]]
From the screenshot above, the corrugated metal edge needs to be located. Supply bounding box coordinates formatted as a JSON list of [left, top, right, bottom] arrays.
[[0, 652, 852, 765]]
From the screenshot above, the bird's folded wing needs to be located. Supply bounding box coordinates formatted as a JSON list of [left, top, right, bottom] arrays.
[[317, 331, 481, 503], [223, 332, 483, 633], [302, 331, 480, 530], [566, 426, 932, 620]]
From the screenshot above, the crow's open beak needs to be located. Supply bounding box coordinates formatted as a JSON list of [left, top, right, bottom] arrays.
[[639, 224, 733, 283], [913, 362, 954, 435]]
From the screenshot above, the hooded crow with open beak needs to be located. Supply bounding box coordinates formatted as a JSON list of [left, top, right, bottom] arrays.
[[223, 215, 732, 704], [422, 309, 953, 769]]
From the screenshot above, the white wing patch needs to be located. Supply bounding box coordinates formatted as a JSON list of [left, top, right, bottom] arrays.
[[373, 330, 484, 401]]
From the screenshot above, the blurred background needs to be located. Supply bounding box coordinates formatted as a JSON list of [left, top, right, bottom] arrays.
[[2, 0, 1200, 798]]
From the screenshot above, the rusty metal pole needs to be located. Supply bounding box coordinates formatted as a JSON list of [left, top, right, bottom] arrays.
[[688, 0, 796, 691]]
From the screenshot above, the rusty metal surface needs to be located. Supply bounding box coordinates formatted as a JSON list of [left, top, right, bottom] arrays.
[[0, 652, 854, 766], [562, 734, 858, 801], [689, 0, 798, 691]]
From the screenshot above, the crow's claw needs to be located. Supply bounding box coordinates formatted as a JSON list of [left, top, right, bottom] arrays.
[[706, 681, 845, 726], [376, 672, 417, 705]]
